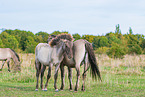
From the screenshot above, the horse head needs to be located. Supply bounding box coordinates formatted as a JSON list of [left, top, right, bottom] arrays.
[[62, 39, 73, 59], [49, 33, 74, 59]]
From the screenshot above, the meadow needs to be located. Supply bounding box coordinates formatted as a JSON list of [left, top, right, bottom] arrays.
[[0, 53, 145, 97]]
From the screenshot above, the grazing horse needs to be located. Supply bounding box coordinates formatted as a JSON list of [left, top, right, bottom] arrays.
[[59, 39, 102, 92], [0, 48, 21, 72], [35, 34, 73, 91]]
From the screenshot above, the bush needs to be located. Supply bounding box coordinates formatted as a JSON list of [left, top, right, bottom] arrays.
[[107, 43, 127, 59], [128, 44, 142, 54], [95, 47, 109, 54]]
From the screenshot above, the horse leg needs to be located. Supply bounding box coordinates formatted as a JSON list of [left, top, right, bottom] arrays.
[[40, 65, 46, 90], [0, 61, 6, 71], [74, 65, 80, 92], [54, 63, 60, 92], [35, 61, 41, 91], [44, 63, 53, 91], [81, 63, 89, 91], [7, 59, 11, 72], [68, 67, 73, 90], [60, 64, 65, 91]]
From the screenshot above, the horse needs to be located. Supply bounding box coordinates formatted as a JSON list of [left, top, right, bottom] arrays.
[[35, 34, 74, 91], [59, 39, 102, 92], [0, 48, 21, 72], [47, 35, 57, 43]]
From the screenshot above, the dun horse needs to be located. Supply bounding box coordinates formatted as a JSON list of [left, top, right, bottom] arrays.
[[0, 48, 21, 72], [35, 34, 73, 91], [59, 39, 102, 92]]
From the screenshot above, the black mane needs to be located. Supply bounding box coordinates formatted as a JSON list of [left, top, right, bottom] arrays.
[[49, 34, 73, 47]]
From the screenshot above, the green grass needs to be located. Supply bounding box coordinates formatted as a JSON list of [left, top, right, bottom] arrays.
[[0, 54, 145, 97], [0, 69, 145, 97]]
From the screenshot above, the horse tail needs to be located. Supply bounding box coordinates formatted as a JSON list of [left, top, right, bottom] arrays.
[[85, 41, 102, 81]]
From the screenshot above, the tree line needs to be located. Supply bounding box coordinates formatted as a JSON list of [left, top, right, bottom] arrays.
[[0, 24, 145, 58]]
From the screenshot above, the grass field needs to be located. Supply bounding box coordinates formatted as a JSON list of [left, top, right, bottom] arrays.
[[0, 54, 145, 97]]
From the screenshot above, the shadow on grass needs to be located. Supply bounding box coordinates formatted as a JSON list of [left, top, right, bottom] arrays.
[[0, 84, 71, 93]]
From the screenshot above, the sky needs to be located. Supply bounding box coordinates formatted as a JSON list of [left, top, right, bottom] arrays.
[[0, 0, 145, 36]]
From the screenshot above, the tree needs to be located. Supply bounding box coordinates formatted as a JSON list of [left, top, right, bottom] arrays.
[[98, 36, 109, 47], [115, 24, 121, 34], [129, 27, 133, 34], [72, 33, 81, 41], [82, 35, 95, 43], [35, 31, 49, 43], [128, 44, 142, 54], [93, 36, 101, 49], [25, 36, 38, 53], [0, 38, 3, 48], [51, 31, 69, 35], [141, 39, 145, 49], [0, 32, 19, 50], [107, 43, 127, 59]]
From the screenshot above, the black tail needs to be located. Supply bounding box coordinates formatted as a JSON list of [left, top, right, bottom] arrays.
[[85, 41, 102, 81]]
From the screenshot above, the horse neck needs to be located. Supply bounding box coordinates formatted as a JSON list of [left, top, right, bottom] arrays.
[[63, 53, 75, 65], [55, 44, 64, 57], [10, 51, 19, 65]]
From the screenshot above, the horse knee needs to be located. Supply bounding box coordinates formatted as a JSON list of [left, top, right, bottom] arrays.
[[47, 73, 51, 79]]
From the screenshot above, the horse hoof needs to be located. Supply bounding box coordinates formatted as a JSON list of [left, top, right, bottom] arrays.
[[55, 89, 59, 92], [59, 89, 63, 91], [81, 89, 85, 92], [35, 89, 38, 91], [74, 90, 78, 93], [69, 89, 73, 91], [42, 88, 47, 91]]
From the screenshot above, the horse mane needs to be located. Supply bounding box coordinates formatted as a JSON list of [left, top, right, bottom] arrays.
[[49, 34, 73, 47], [50, 34, 57, 38], [10, 49, 20, 62]]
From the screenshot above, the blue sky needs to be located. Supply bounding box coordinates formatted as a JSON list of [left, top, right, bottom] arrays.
[[0, 0, 145, 35]]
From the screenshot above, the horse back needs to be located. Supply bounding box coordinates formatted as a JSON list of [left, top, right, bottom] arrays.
[[0, 48, 12, 60]]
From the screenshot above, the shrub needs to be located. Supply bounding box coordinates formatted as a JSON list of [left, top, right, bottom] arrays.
[[95, 47, 109, 54], [107, 43, 127, 59], [128, 44, 142, 54]]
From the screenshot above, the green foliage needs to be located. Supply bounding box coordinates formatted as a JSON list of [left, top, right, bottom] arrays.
[[129, 27, 133, 34], [82, 34, 95, 43], [95, 47, 109, 54], [141, 39, 145, 49], [51, 31, 69, 35], [72, 33, 81, 41], [25, 36, 38, 53], [107, 43, 127, 59], [92, 36, 100, 48], [128, 44, 142, 54], [0, 32, 19, 50], [35, 31, 49, 43], [106, 32, 122, 45], [0, 38, 3, 48], [98, 36, 109, 47], [0, 25, 145, 57]]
